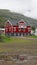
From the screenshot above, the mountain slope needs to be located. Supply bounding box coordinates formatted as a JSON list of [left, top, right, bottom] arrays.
[[0, 9, 37, 28]]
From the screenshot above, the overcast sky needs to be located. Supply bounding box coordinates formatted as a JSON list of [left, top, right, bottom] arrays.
[[0, 0, 37, 19]]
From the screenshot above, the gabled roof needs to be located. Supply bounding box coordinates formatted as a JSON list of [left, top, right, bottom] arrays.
[[6, 20, 12, 25], [5, 19, 28, 26]]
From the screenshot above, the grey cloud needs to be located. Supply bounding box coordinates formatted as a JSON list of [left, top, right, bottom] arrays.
[[0, 0, 37, 19]]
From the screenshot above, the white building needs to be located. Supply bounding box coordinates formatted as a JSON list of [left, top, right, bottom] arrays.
[[34, 28, 37, 36], [0, 28, 5, 34]]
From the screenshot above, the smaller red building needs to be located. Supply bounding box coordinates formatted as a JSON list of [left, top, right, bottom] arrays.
[[5, 20, 31, 36]]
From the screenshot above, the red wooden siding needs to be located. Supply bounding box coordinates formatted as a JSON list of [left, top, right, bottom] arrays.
[[5, 20, 31, 35]]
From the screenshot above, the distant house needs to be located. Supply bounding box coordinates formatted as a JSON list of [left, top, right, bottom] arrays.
[[34, 28, 37, 36], [0, 28, 5, 34]]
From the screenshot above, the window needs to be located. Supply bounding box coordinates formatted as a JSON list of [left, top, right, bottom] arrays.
[[28, 28, 31, 31], [19, 28, 21, 31], [14, 27, 16, 31], [19, 28, 25, 31]]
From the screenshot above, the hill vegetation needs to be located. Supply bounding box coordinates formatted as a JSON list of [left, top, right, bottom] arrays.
[[0, 9, 37, 28]]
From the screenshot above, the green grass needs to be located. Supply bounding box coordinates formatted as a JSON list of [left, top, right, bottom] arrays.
[[26, 35, 37, 38], [0, 35, 37, 55], [1, 35, 37, 43]]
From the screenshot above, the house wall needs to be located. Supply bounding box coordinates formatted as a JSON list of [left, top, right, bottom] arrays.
[[5, 20, 31, 36]]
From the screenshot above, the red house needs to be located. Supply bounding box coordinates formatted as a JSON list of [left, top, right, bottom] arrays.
[[5, 20, 31, 36]]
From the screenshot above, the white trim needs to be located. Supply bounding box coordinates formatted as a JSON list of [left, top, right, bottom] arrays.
[[6, 20, 12, 25], [0, 28, 5, 30], [18, 19, 25, 24]]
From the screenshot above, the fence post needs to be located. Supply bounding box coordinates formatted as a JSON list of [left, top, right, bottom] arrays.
[[0, 30, 2, 42]]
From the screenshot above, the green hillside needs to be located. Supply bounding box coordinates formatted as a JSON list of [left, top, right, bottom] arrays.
[[0, 9, 37, 28]]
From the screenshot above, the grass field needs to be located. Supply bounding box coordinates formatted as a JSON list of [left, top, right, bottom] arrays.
[[0, 35, 37, 55], [0, 35, 37, 65]]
